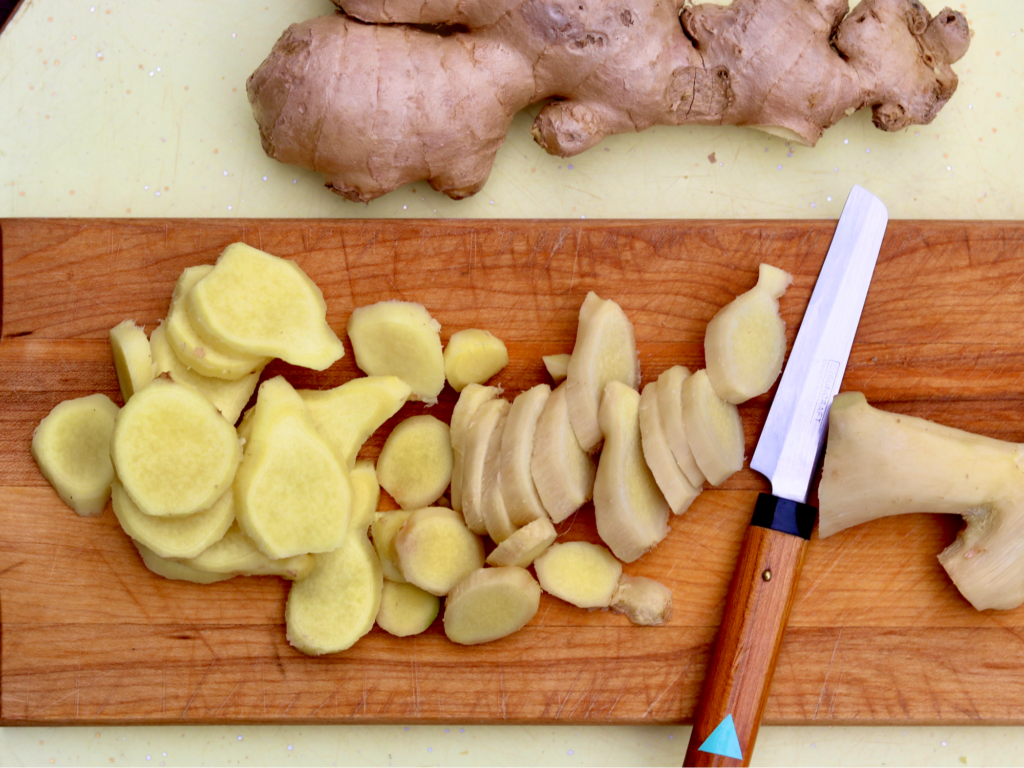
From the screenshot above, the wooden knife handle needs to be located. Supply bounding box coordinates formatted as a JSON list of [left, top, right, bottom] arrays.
[[683, 514, 809, 767]]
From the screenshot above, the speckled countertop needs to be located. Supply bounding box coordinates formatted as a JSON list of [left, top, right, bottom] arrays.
[[2, 0, 1023, 765]]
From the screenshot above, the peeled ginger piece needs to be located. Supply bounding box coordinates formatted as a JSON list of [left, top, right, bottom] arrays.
[[531, 383, 596, 523], [376, 581, 440, 637], [347, 301, 444, 404], [565, 292, 639, 452], [594, 381, 670, 563], [656, 366, 705, 488], [450, 384, 502, 513], [111, 379, 240, 517], [443, 566, 541, 645], [499, 384, 551, 527], [285, 533, 383, 655], [486, 517, 557, 567], [376, 415, 452, 509], [680, 369, 745, 486], [371, 509, 414, 583], [182, 524, 314, 580], [443, 329, 509, 392], [639, 382, 700, 516], [109, 321, 154, 403], [611, 575, 673, 626], [349, 459, 381, 533], [542, 354, 570, 384], [705, 263, 793, 404], [134, 542, 234, 585], [395, 507, 485, 596], [461, 398, 510, 535], [534, 541, 622, 609]]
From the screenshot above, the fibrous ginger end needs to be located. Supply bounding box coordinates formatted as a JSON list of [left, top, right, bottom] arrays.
[[611, 574, 673, 626]]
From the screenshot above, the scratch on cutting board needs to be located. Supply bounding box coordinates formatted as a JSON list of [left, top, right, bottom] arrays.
[[214, 660, 259, 716], [179, 658, 217, 719], [813, 627, 844, 720], [499, 664, 507, 720], [642, 662, 691, 719], [555, 661, 589, 719]]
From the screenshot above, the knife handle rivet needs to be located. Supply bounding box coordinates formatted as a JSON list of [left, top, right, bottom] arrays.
[[762, 569, 772, 582]]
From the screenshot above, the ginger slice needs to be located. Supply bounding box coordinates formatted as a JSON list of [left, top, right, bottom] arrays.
[[112, 480, 234, 560], [705, 263, 793, 404], [32, 393, 119, 517], [299, 376, 412, 469], [531, 383, 596, 524], [461, 398, 510, 535], [485, 517, 557, 568], [371, 509, 414, 583], [182, 524, 314, 580], [109, 320, 155, 403], [594, 381, 670, 563], [185, 243, 344, 371], [394, 506, 485, 596], [164, 265, 269, 381], [534, 541, 622, 609], [285, 533, 383, 655], [639, 382, 701, 516], [449, 383, 502, 513], [443, 328, 509, 392], [150, 324, 261, 425], [542, 353, 570, 384], [655, 366, 705, 489], [134, 542, 235, 584], [111, 379, 240, 517], [376, 415, 452, 509], [349, 459, 381, 533], [499, 384, 551, 527], [611, 575, 673, 626], [235, 376, 351, 558], [346, 300, 445, 404], [443, 566, 541, 646], [376, 581, 440, 637], [565, 292, 640, 452], [680, 369, 745, 486]]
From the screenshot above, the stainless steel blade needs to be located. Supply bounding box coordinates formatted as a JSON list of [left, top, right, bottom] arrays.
[[749, 185, 888, 504]]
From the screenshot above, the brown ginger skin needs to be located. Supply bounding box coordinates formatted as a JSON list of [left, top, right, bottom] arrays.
[[247, 0, 969, 202]]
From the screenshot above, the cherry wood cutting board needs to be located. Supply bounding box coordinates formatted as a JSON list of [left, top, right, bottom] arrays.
[[3, 218, 1024, 726]]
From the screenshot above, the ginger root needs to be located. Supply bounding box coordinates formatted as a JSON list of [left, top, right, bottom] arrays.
[[248, 0, 969, 202]]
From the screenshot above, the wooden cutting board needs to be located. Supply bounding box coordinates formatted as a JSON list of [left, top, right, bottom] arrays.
[[3, 218, 1024, 726]]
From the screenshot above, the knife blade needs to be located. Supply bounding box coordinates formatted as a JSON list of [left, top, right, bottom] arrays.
[[683, 185, 888, 767]]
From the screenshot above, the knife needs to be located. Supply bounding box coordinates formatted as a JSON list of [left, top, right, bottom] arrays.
[[683, 185, 888, 767]]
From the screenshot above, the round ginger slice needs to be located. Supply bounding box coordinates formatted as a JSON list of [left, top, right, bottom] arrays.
[[449, 383, 502, 513], [443, 328, 509, 392], [443, 566, 541, 646], [499, 384, 551, 527], [32, 393, 119, 517], [349, 459, 381, 533], [182, 524, 314, 580], [109, 320, 154, 403], [134, 541, 235, 584], [371, 509, 414, 583], [376, 415, 452, 509], [531, 383, 596, 524], [376, 581, 440, 637], [534, 541, 622, 609], [680, 369, 745, 486], [639, 382, 701, 516], [111, 379, 240, 517], [485, 517, 557, 568], [395, 507, 485, 596]]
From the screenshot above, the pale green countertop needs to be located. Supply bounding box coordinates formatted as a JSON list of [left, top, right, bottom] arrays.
[[2, 0, 1024, 765]]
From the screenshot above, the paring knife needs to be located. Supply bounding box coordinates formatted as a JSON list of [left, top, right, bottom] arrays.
[[683, 185, 888, 767]]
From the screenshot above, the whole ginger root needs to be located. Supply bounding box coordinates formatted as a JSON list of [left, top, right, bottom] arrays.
[[247, 0, 969, 202]]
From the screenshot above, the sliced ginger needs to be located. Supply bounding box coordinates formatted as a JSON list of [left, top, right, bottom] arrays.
[[134, 541, 235, 585], [611, 575, 673, 626], [499, 384, 551, 527], [183, 524, 314, 580], [486, 517, 557, 568], [565, 292, 639, 452], [109, 320, 154, 403], [285, 533, 383, 655], [655, 366, 705, 489], [376, 581, 440, 637], [371, 509, 414, 583], [534, 541, 622, 609], [349, 459, 381, 533], [594, 381, 670, 563], [542, 354, 571, 384], [111, 379, 240, 517], [186, 243, 344, 370], [705, 263, 793, 404], [347, 300, 444, 404], [443, 566, 541, 646], [461, 398, 510, 536], [234, 376, 351, 558], [394, 506, 485, 596], [376, 415, 452, 509], [680, 369, 745, 486], [32, 393, 119, 517], [531, 383, 596, 524], [639, 382, 701, 515], [443, 328, 509, 392], [449, 383, 501, 513]]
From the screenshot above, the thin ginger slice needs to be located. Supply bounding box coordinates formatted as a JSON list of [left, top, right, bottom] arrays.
[[680, 369, 744, 486], [394, 507, 485, 596], [165, 265, 269, 380], [534, 541, 622, 609], [461, 398, 510, 535], [639, 382, 700, 516], [565, 292, 640, 452], [183, 523, 314, 580], [486, 517, 557, 568], [349, 459, 381, 533], [499, 384, 551, 527], [285, 533, 383, 655], [347, 300, 444, 404], [371, 509, 414, 583], [705, 263, 793, 404], [449, 383, 502, 512], [594, 381, 670, 563], [32, 393, 119, 517], [655, 366, 705, 488], [376, 415, 452, 509], [150, 324, 261, 425], [443, 328, 509, 392], [234, 376, 351, 558], [443, 566, 541, 646], [542, 353, 570, 384], [376, 581, 440, 637], [112, 480, 234, 560], [611, 575, 673, 626], [481, 424, 517, 544], [186, 243, 344, 371], [299, 376, 411, 469], [109, 320, 154, 403], [111, 379, 240, 517], [134, 541, 235, 584], [531, 383, 596, 524]]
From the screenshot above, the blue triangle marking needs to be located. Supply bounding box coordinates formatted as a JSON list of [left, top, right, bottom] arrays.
[[697, 714, 743, 761]]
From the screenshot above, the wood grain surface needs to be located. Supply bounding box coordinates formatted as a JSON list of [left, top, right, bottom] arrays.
[[3, 218, 1024, 726]]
